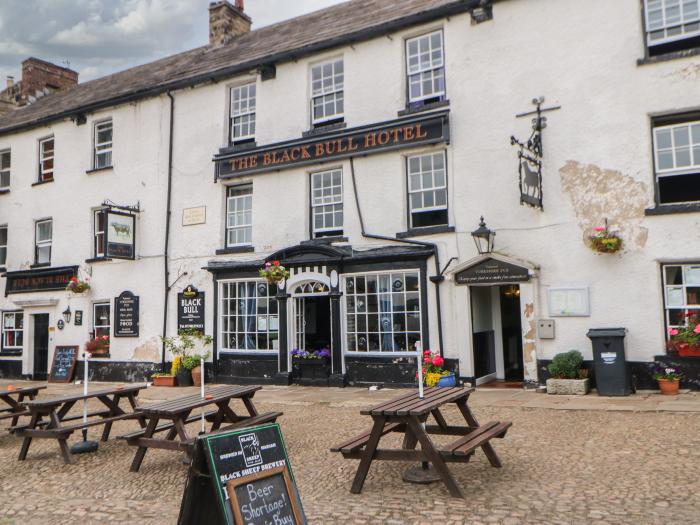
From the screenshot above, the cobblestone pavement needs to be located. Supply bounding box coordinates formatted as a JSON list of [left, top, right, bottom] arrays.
[[0, 382, 699, 524]]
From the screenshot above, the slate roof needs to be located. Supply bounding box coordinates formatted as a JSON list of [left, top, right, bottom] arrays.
[[0, 0, 476, 137]]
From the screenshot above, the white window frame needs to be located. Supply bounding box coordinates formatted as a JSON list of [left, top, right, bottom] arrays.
[[405, 30, 445, 104], [0, 224, 7, 268], [94, 209, 106, 258], [2, 311, 23, 351], [310, 58, 344, 126], [225, 184, 253, 247], [39, 137, 54, 182], [653, 119, 700, 204], [218, 279, 279, 353], [663, 264, 700, 333], [645, 0, 700, 47], [94, 119, 113, 169], [407, 151, 448, 227], [343, 269, 423, 356], [93, 302, 111, 341], [311, 168, 343, 237], [230, 83, 256, 144], [35, 219, 52, 265], [0, 149, 10, 190]]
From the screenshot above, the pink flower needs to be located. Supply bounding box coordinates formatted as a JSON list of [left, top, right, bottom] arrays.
[[694, 325, 700, 334], [423, 357, 431, 364], [101, 335, 108, 341], [432, 356, 444, 367], [265, 262, 272, 268], [669, 328, 679, 336], [595, 227, 605, 232]]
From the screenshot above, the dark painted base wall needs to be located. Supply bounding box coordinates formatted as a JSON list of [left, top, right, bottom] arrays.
[[346, 356, 459, 387], [0, 360, 22, 379], [215, 354, 279, 385]]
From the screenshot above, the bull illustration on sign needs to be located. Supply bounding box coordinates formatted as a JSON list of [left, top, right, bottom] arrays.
[[510, 97, 560, 211], [111, 223, 132, 237]]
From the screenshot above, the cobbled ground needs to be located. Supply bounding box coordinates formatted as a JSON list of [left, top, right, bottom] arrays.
[[0, 385, 698, 524]]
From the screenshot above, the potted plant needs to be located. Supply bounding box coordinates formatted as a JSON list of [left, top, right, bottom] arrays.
[[259, 260, 290, 285], [291, 348, 331, 386], [161, 329, 213, 387], [66, 276, 91, 294], [546, 350, 590, 395], [85, 335, 110, 357], [667, 313, 700, 357], [589, 221, 623, 254], [183, 353, 211, 387], [418, 349, 455, 387], [152, 373, 177, 387], [653, 365, 682, 395]]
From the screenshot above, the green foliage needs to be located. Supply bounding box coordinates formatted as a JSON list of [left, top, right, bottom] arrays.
[[161, 329, 212, 370], [548, 350, 584, 379], [181, 355, 204, 370]]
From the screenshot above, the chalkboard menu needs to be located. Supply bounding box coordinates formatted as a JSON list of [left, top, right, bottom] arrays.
[[178, 424, 306, 525], [49, 346, 78, 383], [177, 285, 205, 333], [115, 291, 139, 337]]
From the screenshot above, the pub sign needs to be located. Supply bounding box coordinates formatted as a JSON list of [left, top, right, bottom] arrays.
[[106, 211, 136, 260], [177, 285, 205, 333], [115, 290, 139, 337], [5, 266, 78, 295], [455, 258, 530, 285]]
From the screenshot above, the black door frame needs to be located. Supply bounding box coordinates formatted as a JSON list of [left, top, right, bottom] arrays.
[[32, 313, 50, 380]]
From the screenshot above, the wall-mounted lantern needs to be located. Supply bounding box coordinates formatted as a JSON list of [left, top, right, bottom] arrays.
[[471, 216, 495, 255], [62, 305, 72, 324]]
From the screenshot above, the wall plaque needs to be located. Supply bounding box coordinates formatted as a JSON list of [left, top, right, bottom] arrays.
[[455, 258, 530, 285], [74, 310, 83, 326], [115, 290, 139, 337], [548, 287, 590, 317], [183, 206, 207, 226], [177, 285, 205, 333], [5, 266, 78, 295]]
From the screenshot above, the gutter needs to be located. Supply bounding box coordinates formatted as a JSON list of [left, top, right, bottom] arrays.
[[161, 92, 175, 371]]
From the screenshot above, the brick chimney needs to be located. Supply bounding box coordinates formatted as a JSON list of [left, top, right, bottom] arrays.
[[20, 57, 78, 100], [209, 0, 251, 47]]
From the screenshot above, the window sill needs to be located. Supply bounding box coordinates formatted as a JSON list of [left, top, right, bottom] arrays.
[[398, 99, 450, 117], [218, 141, 257, 155], [0, 350, 22, 357], [645, 203, 700, 216], [29, 263, 51, 269], [0, 189, 9, 195], [85, 257, 113, 264], [302, 121, 347, 138], [86, 166, 113, 175], [302, 236, 348, 245], [637, 46, 700, 65], [89, 353, 110, 359], [216, 246, 255, 255], [396, 225, 455, 238], [31, 179, 54, 187]]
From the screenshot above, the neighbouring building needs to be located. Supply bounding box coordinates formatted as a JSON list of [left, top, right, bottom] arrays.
[[0, 0, 699, 389], [0, 58, 79, 115]]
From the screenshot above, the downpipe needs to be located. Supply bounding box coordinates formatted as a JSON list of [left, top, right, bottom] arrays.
[[161, 91, 175, 371]]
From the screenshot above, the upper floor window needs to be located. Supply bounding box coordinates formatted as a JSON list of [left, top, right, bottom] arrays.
[[39, 137, 54, 182], [230, 83, 256, 144], [94, 209, 106, 258], [35, 219, 52, 265], [0, 225, 6, 268], [311, 168, 343, 238], [311, 58, 344, 127], [2, 312, 23, 351], [653, 117, 700, 204], [0, 150, 9, 190], [94, 120, 113, 169], [407, 151, 448, 228], [226, 185, 253, 247], [645, 0, 700, 53], [406, 30, 445, 106]]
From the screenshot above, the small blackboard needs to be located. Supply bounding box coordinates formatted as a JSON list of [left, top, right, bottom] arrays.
[[177, 285, 205, 333], [178, 424, 306, 525], [114, 291, 139, 337], [49, 346, 78, 383]]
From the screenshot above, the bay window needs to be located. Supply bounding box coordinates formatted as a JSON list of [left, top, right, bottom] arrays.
[[220, 280, 279, 351]]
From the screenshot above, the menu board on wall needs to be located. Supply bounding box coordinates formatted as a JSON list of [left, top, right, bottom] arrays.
[[115, 291, 139, 337]]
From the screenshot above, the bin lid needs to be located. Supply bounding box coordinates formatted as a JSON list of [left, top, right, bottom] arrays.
[[586, 328, 627, 338]]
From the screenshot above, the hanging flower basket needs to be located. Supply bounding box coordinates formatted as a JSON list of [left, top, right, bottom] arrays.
[[66, 276, 91, 294], [589, 222, 623, 254], [259, 260, 290, 285]]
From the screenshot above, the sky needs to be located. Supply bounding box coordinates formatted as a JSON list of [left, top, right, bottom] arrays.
[[0, 0, 345, 87]]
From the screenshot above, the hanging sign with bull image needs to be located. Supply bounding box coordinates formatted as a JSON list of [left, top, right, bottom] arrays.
[[510, 97, 560, 211], [106, 210, 136, 260]]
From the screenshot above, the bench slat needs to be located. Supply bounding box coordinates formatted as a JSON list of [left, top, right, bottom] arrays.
[[444, 421, 512, 456], [331, 422, 403, 453], [0, 410, 28, 421], [119, 410, 219, 440], [53, 412, 143, 433], [216, 411, 283, 433]]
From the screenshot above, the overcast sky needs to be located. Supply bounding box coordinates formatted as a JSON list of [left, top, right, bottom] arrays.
[[0, 0, 345, 86]]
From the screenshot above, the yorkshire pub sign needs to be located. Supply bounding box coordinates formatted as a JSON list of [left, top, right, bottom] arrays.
[[455, 258, 530, 285], [215, 111, 450, 179]]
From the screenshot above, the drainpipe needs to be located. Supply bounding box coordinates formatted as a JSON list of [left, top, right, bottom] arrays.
[[161, 92, 175, 371], [349, 158, 455, 357]]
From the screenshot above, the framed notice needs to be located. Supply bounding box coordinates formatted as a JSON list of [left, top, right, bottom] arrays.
[[183, 206, 207, 226], [106, 211, 136, 260], [547, 287, 590, 317]]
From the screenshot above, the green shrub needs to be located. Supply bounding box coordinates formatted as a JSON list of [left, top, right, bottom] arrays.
[[548, 350, 584, 379]]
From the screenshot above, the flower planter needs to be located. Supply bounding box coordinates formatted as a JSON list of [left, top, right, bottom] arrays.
[[657, 378, 680, 395], [176, 367, 194, 387], [153, 375, 177, 387], [191, 366, 203, 387], [678, 343, 700, 357], [292, 357, 330, 386], [437, 373, 456, 387], [546, 378, 590, 395]]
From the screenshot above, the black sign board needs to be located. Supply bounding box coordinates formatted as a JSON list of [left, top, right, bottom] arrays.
[[74, 310, 83, 326], [105, 211, 136, 260], [177, 285, 205, 333], [215, 111, 449, 179], [5, 266, 78, 295], [178, 424, 306, 525], [49, 346, 78, 383], [455, 258, 530, 285], [114, 291, 139, 337]]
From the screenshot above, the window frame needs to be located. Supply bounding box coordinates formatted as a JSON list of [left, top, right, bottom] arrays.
[[406, 150, 449, 229], [644, 0, 700, 51], [0, 149, 10, 190], [2, 311, 23, 352], [405, 29, 446, 106], [93, 119, 113, 170], [662, 263, 700, 337], [92, 302, 111, 342], [0, 224, 7, 269], [310, 57, 345, 127], [229, 82, 257, 145], [34, 218, 52, 265], [310, 168, 344, 238], [38, 136, 54, 182], [93, 209, 107, 258], [225, 184, 253, 248]]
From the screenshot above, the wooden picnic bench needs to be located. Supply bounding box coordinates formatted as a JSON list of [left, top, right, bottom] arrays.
[[0, 384, 46, 428], [331, 386, 512, 499], [120, 384, 282, 472], [15, 384, 148, 464]]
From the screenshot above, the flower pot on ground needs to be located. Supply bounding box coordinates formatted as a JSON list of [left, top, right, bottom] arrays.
[[176, 366, 194, 387], [291, 349, 331, 386], [546, 350, 590, 395], [653, 365, 682, 396], [419, 349, 455, 387], [191, 366, 203, 387], [181, 355, 205, 387], [161, 329, 212, 388], [437, 373, 457, 387], [152, 374, 176, 387]]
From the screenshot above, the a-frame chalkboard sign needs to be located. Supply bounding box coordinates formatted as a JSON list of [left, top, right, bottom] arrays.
[[178, 424, 306, 525], [49, 346, 79, 383]]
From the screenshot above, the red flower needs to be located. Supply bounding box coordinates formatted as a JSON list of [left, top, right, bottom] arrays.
[[70, 277, 78, 282], [432, 356, 444, 367], [424, 350, 431, 357], [101, 335, 108, 341], [423, 357, 431, 364], [273, 260, 280, 267]]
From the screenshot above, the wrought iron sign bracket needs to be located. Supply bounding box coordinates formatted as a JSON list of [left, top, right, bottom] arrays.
[[101, 200, 141, 214], [510, 97, 561, 211]]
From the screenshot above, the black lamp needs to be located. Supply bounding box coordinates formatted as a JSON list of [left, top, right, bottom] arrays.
[[62, 306, 72, 324], [471, 216, 495, 255]]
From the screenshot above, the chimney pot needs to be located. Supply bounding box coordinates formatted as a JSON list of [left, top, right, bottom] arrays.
[[209, 0, 251, 47], [6, 76, 14, 89]]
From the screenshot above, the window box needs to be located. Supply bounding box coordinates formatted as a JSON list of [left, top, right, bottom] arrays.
[[292, 356, 331, 386]]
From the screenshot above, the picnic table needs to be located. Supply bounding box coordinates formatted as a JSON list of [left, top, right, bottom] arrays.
[[331, 386, 512, 499], [15, 384, 148, 464], [120, 384, 282, 472], [0, 384, 46, 428]]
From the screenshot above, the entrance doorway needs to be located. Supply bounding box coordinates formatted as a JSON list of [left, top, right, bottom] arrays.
[[294, 296, 331, 351], [32, 314, 50, 380], [470, 285, 524, 386]]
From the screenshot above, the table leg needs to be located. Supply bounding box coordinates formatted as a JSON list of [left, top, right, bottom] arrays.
[[49, 412, 73, 465], [173, 418, 194, 461], [126, 394, 147, 428], [99, 395, 124, 442], [130, 417, 159, 473], [18, 412, 39, 461], [242, 395, 258, 417], [431, 408, 450, 432], [456, 399, 502, 468], [10, 393, 25, 427], [406, 417, 465, 499], [350, 416, 386, 495], [212, 402, 240, 431]]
